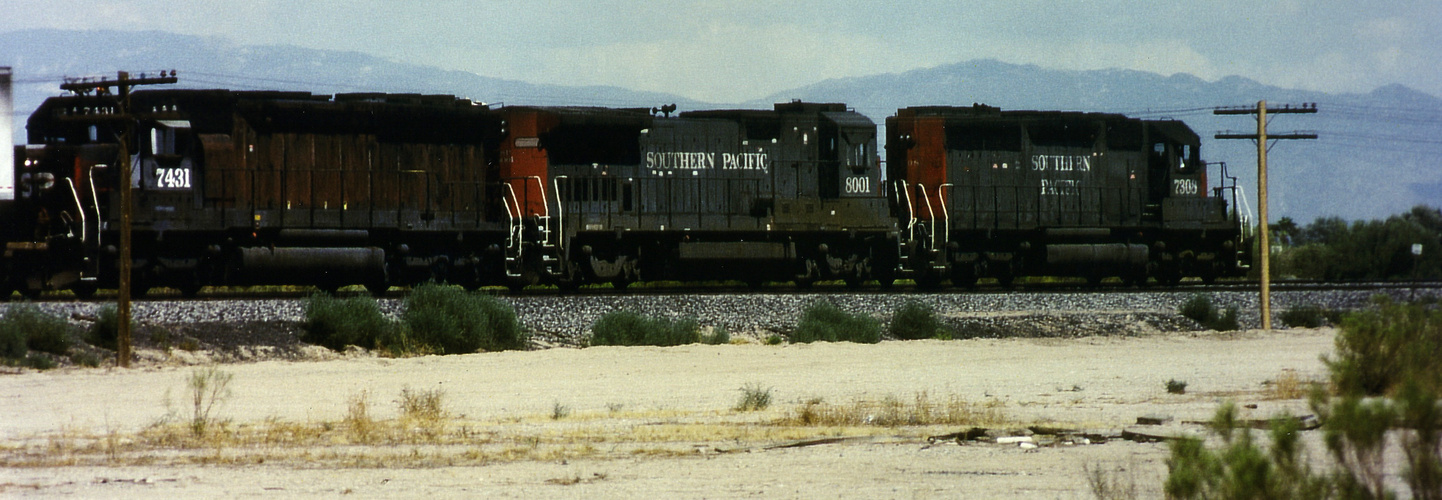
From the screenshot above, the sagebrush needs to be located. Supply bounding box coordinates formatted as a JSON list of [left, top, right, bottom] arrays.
[[889, 300, 941, 340], [589, 310, 699, 347], [791, 300, 880, 344], [402, 283, 527, 354]]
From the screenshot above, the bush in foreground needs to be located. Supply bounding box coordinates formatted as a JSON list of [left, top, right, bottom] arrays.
[[1165, 298, 1442, 499], [1325, 296, 1441, 396], [889, 300, 941, 340], [403, 283, 526, 354], [589, 310, 699, 347], [791, 300, 880, 344]]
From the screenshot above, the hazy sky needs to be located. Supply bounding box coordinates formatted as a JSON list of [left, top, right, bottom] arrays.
[[4, 0, 1438, 102]]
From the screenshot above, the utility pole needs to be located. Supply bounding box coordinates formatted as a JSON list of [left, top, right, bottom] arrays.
[[1215, 101, 1316, 332], [59, 71, 177, 367]]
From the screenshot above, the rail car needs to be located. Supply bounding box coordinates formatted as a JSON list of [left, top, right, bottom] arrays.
[[886, 104, 1250, 286]]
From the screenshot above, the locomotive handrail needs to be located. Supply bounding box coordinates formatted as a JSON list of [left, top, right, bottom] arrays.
[[916, 183, 935, 250], [552, 175, 567, 251], [898, 180, 917, 242], [87, 166, 102, 247], [64, 179, 86, 244], [938, 184, 953, 247]]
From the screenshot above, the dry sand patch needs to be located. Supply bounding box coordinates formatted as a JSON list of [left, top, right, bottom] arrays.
[[1, 329, 1334, 498]]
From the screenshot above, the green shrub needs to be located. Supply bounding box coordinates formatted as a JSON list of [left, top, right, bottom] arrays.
[[87, 304, 127, 350], [589, 310, 699, 347], [889, 300, 940, 340], [1178, 294, 1240, 332], [1325, 296, 1442, 396], [402, 283, 527, 354], [0, 314, 24, 359], [1166, 379, 1188, 394], [734, 383, 772, 411], [1165, 403, 1333, 499], [701, 326, 730, 345], [301, 293, 397, 352], [1280, 305, 1326, 329], [792, 300, 881, 344], [0, 304, 75, 356], [1179, 294, 1215, 325]]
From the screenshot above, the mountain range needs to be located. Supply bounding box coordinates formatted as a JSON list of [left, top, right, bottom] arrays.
[[3, 29, 1438, 224]]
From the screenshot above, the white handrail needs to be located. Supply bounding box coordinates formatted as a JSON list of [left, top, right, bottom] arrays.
[[938, 183, 953, 246], [899, 180, 916, 242], [551, 175, 567, 249], [87, 166, 101, 247], [64, 179, 86, 243], [916, 183, 934, 250]]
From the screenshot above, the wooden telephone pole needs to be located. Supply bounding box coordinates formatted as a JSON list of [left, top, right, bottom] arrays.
[[1215, 101, 1316, 331], [59, 71, 177, 367]]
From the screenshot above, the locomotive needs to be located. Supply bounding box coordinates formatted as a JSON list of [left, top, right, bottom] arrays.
[[887, 104, 1250, 286], [1, 82, 1248, 298]]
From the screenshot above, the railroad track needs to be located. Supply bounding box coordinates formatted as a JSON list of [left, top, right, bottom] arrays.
[[14, 279, 1441, 302]]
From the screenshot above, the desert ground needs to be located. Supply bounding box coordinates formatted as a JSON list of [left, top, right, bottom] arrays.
[[0, 325, 1341, 498]]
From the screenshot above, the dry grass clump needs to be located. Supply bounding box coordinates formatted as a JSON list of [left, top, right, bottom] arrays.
[[780, 392, 1006, 427], [1262, 369, 1322, 400]]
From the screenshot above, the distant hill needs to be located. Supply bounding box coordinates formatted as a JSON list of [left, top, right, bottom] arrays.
[[3, 30, 1438, 223], [0, 29, 705, 119]]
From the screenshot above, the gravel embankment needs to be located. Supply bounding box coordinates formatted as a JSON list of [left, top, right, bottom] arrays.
[[4, 288, 1430, 355]]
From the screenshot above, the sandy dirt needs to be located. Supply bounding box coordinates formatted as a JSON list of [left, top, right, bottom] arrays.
[[0, 328, 1336, 498]]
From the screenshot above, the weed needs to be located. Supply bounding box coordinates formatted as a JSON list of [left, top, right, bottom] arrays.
[[301, 293, 396, 352], [1280, 305, 1327, 328], [701, 326, 730, 345], [1178, 294, 1240, 332], [1166, 379, 1188, 395], [87, 304, 127, 350], [70, 350, 102, 368], [889, 300, 940, 340], [734, 383, 772, 412], [1084, 461, 1139, 500], [589, 310, 699, 347], [344, 391, 377, 443], [551, 402, 571, 420], [397, 387, 446, 422], [402, 283, 527, 354], [187, 366, 233, 437], [781, 392, 1006, 427], [791, 300, 881, 344], [17, 353, 56, 370], [765, 334, 784, 345], [1264, 369, 1315, 400], [0, 304, 76, 356]]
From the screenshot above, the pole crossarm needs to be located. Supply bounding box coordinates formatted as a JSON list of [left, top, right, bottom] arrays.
[[1215, 132, 1318, 140]]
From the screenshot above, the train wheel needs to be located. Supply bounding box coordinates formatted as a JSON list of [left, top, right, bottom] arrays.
[[72, 281, 99, 299], [363, 283, 386, 297], [178, 283, 203, 298]]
